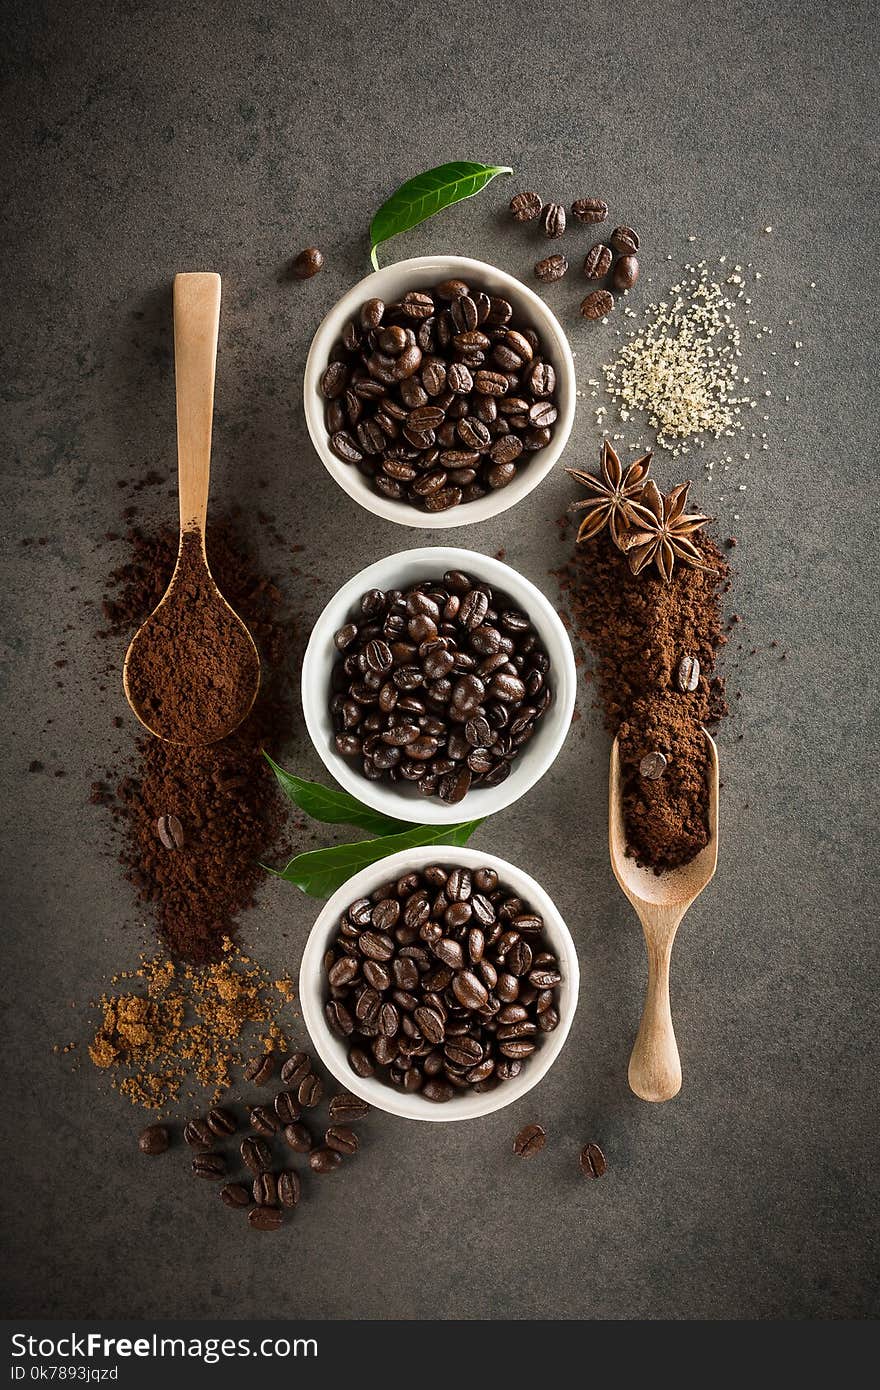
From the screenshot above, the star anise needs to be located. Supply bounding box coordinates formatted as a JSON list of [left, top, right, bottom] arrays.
[[617, 480, 715, 582], [566, 440, 653, 547]]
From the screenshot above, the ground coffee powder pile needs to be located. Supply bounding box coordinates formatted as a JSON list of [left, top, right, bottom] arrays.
[[124, 527, 261, 745], [99, 519, 294, 961], [558, 530, 729, 871]]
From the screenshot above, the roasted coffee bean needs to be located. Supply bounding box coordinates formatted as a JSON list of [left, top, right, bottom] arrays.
[[535, 253, 568, 282], [248, 1104, 279, 1136], [206, 1108, 236, 1137], [248, 1205, 283, 1231], [283, 1122, 313, 1153], [240, 1137, 272, 1173], [325, 1125, 360, 1155], [639, 751, 668, 779], [541, 202, 566, 238], [156, 813, 184, 850], [274, 1091, 302, 1126], [677, 655, 700, 692], [610, 225, 639, 253], [253, 1172, 278, 1206], [183, 1118, 213, 1151], [527, 361, 556, 398], [328, 1092, 370, 1121], [613, 254, 639, 290], [581, 289, 614, 320], [513, 1123, 547, 1158], [138, 1123, 169, 1155], [220, 1182, 251, 1208], [320, 278, 557, 508], [291, 246, 324, 278], [510, 190, 543, 222], [309, 1146, 343, 1174], [244, 1052, 276, 1086], [298, 1073, 323, 1108], [192, 1152, 225, 1181], [579, 1142, 608, 1179], [583, 244, 612, 279], [278, 1170, 301, 1208], [571, 198, 608, 224]]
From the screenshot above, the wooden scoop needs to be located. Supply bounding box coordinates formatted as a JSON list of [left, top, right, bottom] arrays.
[[123, 273, 260, 745], [609, 731, 719, 1102]]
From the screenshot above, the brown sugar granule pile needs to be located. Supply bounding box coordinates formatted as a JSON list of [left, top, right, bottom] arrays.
[[124, 527, 260, 745], [558, 530, 729, 871], [100, 519, 295, 962], [87, 937, 296, 1109]]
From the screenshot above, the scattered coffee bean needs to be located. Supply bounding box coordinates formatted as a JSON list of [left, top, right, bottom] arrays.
[[541, 202, 566, 238], [244, 1052, 276, 1086], [321, 279, 559, 510], [248, 1104, 279, 1135], [240, 1136, 272, 1174], [613, 254, 639, 290], [191, 1152, 226, 1181], [156, 814, 184, 850], [510, 191, 543, 222], [248, 1204, 283, 1230], [278, 1170, 302, 1208], [309, 1146, 343, 1174], [639, 751, 668, 780], [206, 1107, 236, 1137], [513, 1123, 546, 1158], [580, 289, 614, 320], [610, 225, 639, 254], [324, 864, 562, 1100], [274, 1091, 302, 1125], [583, 244, 612, 279], [138, 1123, 169, 1156], [535, 254, 568, 283], [298, 1073, 323, 1109], [220, 1182, 251, 1208], [283, 1122, 313, 1153], [571, 197, 608, 224], [325, 1125, 359, 1155], [280, 1052, 312, 1087], [579, 1142, 608, 1179], [291, 247, 324, 279], [330, 573, 552, 802], [677, 655, 700, 692], [183, 1118, 213, 1151], [328, 1093, 370, 1121], [252, 1171, 278, 1206]]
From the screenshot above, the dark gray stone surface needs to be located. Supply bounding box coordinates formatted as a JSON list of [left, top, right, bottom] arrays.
[[1, 0, 877, 1321]]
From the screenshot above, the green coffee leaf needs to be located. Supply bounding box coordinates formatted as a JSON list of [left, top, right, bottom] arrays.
[[369, 161, 512, 269], [263, 755, 411, 836], [267, 819, 484, 898]]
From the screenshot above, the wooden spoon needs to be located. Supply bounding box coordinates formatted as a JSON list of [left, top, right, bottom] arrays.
[[123, 273, 260, 746], [609, 730, 719, 1102]]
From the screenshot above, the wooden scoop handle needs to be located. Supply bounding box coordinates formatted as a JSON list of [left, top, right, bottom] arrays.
[[628, 916, 683, 1102], [173, 272, 221, 534]]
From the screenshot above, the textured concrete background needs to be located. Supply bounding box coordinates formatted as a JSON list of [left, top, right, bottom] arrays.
[[1, 0, 878, 1320]]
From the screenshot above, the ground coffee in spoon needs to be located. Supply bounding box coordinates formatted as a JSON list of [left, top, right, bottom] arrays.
[[124, 527, 260, 745], [558, 529, 729, 871]]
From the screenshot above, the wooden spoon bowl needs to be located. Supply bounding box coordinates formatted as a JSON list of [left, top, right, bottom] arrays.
[[609, 730, 719, 1102], [123, 273, 260, 747]]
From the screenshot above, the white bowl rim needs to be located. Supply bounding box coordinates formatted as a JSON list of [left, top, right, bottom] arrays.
[[298, 843, 580, 1122], [303, 254, 576, 530], [301, 546, 577, 825]]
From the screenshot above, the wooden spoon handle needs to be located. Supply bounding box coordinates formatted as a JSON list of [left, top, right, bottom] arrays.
[[628, 933, 682, 1102], [173, 272, 221, 534]]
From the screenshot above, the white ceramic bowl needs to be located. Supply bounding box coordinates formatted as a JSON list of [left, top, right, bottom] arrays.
[[303, 255, 576, 529], [301, 546, 576, 825], [299, 845, 579, 1122]]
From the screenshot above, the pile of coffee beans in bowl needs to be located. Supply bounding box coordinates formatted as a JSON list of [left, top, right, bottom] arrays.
[[331, 571, 553, 803], [320, 279, 560, 512], [323, 863, 562, 1101]]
